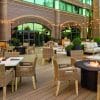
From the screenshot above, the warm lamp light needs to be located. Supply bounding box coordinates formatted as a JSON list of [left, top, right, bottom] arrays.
[[0, 57, 3, 61], [89, 61, 99, 67]]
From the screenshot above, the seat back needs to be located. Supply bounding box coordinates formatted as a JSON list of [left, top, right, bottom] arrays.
[[71, 50, 83, 66], [4, 52, 12, 58], [23, 42, 29, 47], [43, 47, 54, 59], [0, 64, 5, 77], [4, 51, 19, 58], [71, 50, 83, 59], [12, 51, 19, 57]]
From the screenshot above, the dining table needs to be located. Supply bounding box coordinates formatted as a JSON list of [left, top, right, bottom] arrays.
[[0, 57, 24, 75], [0, 57, 23, 67]]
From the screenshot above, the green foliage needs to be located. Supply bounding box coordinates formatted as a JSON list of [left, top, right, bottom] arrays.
[[11, 38, 21, 46], [72, 38, 81, 46], [94, 38, 100, 43], [24, 26, 31, 30], [65, 45, 73, 51]]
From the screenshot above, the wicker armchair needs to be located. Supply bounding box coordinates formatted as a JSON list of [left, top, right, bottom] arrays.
[[70, 50, 84, 67], [42, 47, 54, 64], [4, 51, 19, 58], [26, 44, 35, 54], [15, 56, 37, 91], [0, 64, 15, 100], [52, 58, 79, 96]]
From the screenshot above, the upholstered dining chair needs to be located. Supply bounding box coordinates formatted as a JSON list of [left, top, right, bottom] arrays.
[[70, 50, 84, 67], [0, 64, 15, 100], [15, 56, 37, 91], [4, 51, 19, 58], [52, 57, 79, 96], [26, 44, 35, 54], [42, 47, 54, 64]]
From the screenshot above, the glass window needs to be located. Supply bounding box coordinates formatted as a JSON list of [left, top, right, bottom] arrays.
[[60, 2, 66, 11], [73, 6, 79, 14], [79, 0, 92, 5], [83, 9, 86, 16], [55, 0, 59, 9], [86, 0, 92, 5], [45, 0, 54, 8], [86, 9, 90, 17], [34, 23, 42, 31], [18, 25, 23, 30], [79, 8, 83, 15], [66, 4, 72, 13], [23, 23, 33, 31], [23, 0, 34, 3], [35, 0, 44, 6]]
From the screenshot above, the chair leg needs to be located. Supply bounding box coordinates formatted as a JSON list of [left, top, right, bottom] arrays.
[[32, 76, 36, 89], [56, 81, 61, 96], [75, 80, 78, 96], [42, 59, 45, 65], [15, 77, 18, 91], [3, 86, 6, 100], [12, 80, 14, 93], [20, 77, 22, 84], [97, 84, 100, 100]]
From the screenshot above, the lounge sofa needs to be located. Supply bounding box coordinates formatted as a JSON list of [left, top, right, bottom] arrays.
[[84, 42, 100, 54]]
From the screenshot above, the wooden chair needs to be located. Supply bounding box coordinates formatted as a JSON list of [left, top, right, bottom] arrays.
[[0, 64, 15, 100], [42, 47, 54, 64], [26, 44, 35, 54], [97, 71, 100, 100], [52, 58, 79, 96], [23, 42, 29, 47], [15, 56, 37, 91]]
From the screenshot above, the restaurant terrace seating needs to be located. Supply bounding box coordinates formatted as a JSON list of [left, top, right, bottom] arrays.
[[52, 57, 79, 96], [0, 64, 15, 100]]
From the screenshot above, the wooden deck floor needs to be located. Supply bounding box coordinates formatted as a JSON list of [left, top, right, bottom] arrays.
[[0, 48, 97, 100]]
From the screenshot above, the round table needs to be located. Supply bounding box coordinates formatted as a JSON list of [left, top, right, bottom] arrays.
[[75, 60, 100, 91]]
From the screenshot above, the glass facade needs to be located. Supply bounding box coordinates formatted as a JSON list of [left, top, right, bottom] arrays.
[[22, 0, 92, 17], [11, 23, 51, 46], [79, 0, 92, 5]]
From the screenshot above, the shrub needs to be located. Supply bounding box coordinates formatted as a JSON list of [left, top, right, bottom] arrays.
[[72, 38, 81, 46], [94, 38, 100, 43], [65, 45, 73, 51]]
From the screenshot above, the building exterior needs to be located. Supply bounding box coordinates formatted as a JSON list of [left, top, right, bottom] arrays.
[[0, 0, 100, 42]]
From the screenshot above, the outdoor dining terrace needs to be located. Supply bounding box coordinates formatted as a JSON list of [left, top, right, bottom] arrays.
[[0, 42, 100, 100]]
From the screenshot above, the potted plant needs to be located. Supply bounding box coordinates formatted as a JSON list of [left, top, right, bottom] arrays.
[[11, 38, 21, 46], [94, 38, 100, 47], [65, 44, 73, 56], [72, 38, 83, 50]]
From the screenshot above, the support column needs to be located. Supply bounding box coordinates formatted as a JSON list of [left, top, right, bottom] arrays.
[[0, 0, 8, 41], [93, 0, 100, 37], [54, 8, 61, 39]]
